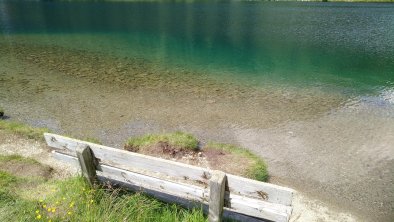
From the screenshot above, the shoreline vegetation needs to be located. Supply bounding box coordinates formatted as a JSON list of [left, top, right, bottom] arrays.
[[0, 154, 206, 221], [0, 112, 269, 182], [0, 120, 49, 141], [0, 110, 269, 220], [125, 132, 269, 181]]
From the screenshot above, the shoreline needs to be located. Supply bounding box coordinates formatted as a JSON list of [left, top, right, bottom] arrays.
[[1, 41, 393, 221], [0, 129, 358, 222]]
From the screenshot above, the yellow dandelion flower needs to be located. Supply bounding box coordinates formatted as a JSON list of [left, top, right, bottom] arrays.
[[47, 208, 51, 212], [35, 210, 40, 214], [48, 220, 52, 222], [90, 200, 94, 204], [82, 188, 86, 191], [55, 201, 59, 205], [62, 197, 66, 200], [51, 208, 56, 213], [67, 211, 72, 215], [43, 204, 47, 209], [69, 202, 74, 208], [36, 214, 42, 220], [39, 199, 44, 203]]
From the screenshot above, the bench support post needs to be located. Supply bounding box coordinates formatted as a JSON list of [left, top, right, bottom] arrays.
[[209, 170, 227, 222], [76, 145, 97, 187]]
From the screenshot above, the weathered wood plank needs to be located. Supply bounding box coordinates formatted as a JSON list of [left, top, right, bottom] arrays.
[[53, 151, 291, 222], [209, 171, 227, 222], [76, 145, 97, 186], [45, 133, 293, 206]]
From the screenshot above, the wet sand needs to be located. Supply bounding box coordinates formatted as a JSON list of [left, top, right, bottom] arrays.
[[1, 42, 393, 221]]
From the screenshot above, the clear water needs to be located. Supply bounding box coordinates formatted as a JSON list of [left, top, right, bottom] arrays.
[[1, 2, 394, 220], [1, 1, 394, 94]]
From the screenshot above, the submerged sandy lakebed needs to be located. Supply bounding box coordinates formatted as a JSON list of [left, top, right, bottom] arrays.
[[0, 39, 393, 221]]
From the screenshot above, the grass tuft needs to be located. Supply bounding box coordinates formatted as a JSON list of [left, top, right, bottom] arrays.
[[204, 143, 269, 182], [0, 154, 206, 222], [0, 171, 18, 189], [0, 120, 49, 141], [0, 154, 39, 164], [125, 131, 199, 151]]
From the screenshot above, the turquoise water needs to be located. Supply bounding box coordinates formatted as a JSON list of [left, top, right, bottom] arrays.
[[1, 2, 394, 220], [1, 1, 394, 95]]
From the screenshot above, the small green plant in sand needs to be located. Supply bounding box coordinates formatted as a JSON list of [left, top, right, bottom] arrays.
[[125, 131, 199, 151], [0, 120, 49, 141], [204, 143, 269, 182], [0, 155, 206, 222]]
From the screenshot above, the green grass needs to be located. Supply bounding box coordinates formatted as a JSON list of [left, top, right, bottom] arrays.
[[125, 131, 199, 151], [0, 154, 40, 164], [0, 171, 18, 189], [0, 120, 49, 141], [0, 155, 206, 222], [204, 143, 269, 182]]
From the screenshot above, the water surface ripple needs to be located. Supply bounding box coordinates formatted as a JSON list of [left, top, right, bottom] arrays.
[[1, 1, 394, 221]]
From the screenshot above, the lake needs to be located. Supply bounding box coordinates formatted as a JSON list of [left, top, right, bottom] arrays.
[[0, 1, 393, 221]]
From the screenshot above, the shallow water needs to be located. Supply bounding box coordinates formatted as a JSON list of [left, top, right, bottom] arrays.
[[1, 1, 394, 221]]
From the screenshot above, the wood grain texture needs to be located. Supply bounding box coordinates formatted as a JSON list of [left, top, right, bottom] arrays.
[[209, 171, 226, 222], [53, 151, 291, 222], [76, 145, 96, 186], [45, 133, 294, 206]]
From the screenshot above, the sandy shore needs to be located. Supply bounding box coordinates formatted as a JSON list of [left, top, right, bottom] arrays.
[[1, 42, 393, 221]]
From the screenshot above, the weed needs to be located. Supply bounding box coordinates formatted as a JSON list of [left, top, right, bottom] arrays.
[[125, 131, 199, 151], [0, 120, 49, 141]]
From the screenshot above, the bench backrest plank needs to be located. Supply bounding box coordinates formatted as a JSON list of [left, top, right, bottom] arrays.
[[44, 133, 293, 207], [45, 133, 293, 206], [53, 150, 291, 222]]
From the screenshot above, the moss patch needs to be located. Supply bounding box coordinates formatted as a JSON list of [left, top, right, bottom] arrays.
[[0, 120, 49, 141], [125, 131, 199, 152]]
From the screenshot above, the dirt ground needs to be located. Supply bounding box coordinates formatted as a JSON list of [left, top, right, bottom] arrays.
[[125, 141, 253, 179], [0, 131, 78, 179]]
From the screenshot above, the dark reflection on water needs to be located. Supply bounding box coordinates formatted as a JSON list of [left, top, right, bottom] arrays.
[[1, 1, 394, 92]]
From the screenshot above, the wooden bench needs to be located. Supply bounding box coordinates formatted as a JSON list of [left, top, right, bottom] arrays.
[[44, 133, 294, 222]]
